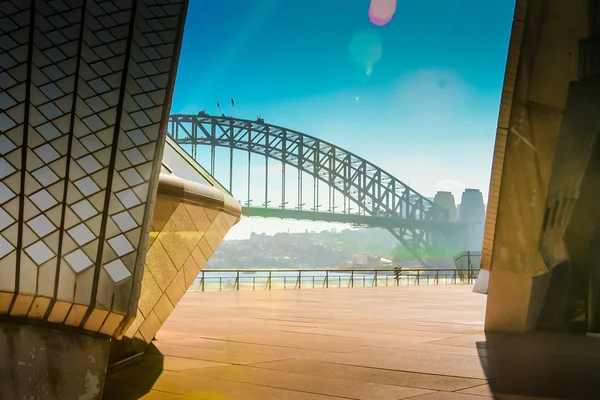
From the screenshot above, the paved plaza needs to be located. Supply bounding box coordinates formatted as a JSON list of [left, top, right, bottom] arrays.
[[105, 286, 600, 399]]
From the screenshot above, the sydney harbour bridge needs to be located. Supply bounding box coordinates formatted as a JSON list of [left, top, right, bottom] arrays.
[[168, 112, 483, 264]]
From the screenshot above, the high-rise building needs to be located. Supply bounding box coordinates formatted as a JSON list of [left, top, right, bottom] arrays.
[[459, 189, 485, 252]]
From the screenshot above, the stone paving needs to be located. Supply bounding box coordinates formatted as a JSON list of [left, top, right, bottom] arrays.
[[104, 285, 600, 399]]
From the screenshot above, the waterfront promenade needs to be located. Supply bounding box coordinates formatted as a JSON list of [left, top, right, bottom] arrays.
[[105, 286, 600, 399]]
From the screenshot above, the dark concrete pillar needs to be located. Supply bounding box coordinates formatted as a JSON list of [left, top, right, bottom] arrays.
[[0, 321, 111, 400]]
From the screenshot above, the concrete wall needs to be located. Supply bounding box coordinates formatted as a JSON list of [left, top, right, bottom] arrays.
[[0, 321, 111, 400], [483, 0, 593, 332]]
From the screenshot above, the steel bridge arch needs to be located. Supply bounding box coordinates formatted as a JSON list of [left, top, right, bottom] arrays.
[[168, 113, 449, 261]]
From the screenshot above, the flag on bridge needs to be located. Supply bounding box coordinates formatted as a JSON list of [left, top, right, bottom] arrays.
[[231, 98, 235, 108], [217, 101, 221, 109]]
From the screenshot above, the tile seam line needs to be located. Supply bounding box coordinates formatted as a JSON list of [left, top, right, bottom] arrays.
[[154, 339, 331, 354], [146, 346, 300, 364], [44, 0, 88, 322], [278, 328, 472, 341], [229, 362, 488, 392], [244, 360, 488, 394], [117, 0, 191, 337], [79, 0, 139, 329], [108, 381, 352, 400], [291, 359, 488, 381], [135, 367, 390, 400], [8, 0, 36, 315], [181, 336, 370, 352]]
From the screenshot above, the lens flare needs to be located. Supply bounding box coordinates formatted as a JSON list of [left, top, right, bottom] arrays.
[[349, 29, 383, 75], [368, 0, 397, 27]]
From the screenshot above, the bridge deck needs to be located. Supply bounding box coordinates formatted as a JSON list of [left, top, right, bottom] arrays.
[[106, 287, 600, 399]]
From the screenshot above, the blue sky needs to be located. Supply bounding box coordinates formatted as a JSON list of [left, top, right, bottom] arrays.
[[171, 0, 516, 238]]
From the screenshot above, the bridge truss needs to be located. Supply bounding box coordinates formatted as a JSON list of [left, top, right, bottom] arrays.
[[168, 113, 451, 262]]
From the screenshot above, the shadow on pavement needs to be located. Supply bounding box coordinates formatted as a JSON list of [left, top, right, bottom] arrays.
[[102, 343, 165, 400], [477, 331, 600, 399]]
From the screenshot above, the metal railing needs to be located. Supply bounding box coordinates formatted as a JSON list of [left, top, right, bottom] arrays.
[[188, 268, 479, 292]]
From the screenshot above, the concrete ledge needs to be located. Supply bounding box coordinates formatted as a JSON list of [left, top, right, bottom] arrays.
[[157, 173, 242, 221]]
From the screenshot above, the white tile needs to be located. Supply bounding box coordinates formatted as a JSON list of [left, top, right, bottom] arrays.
[[99, 2, 118, 13], [122, 148, 145, 166], [71, 199, 97, 221], [103, 259, 131, 284], [120, 167, 144, 187], [74, 176, 100, 197], [36, 122, 62, 141], [127, 129, 148, 145], [90, 61, 110, 76], [27, 214, 56, 238], [25, 240, 55, 265], [86, 96, 108, 112], [139, 61, 159, 76], [32, 166, 60, 186], [67, 223, 95, 246], [38, 102, 63, 120], [64, 249, 93, 273], [77, 154, 102, 174], [47, 30, 68, 46], [0, 158, 16, 179], [0, 134, 16, 155], [98, 31, 117, 45], [82, 114, 106, 132], [34, 143, 61, 164], [116, 189, 140, 209], [133, 93, 154, 109], [88, 78, 110, 94], [0, 113, 16, 132], [41, 64, 65, 80], [0, 207, 15, 230], [40, 83, 63, 100], [136, 77, 156, 92], [29, 189, 58, 212], [0, 73, 17, 90], [0, 182, 16, 204], [0, 91, 16, 110], [43, 47, 66, 63], [80, 134, 104, 152], [112, 211, 137, 232], [107, 234, 134, 257], [130, 111, 151, 127], [0, 234, 14, 259]]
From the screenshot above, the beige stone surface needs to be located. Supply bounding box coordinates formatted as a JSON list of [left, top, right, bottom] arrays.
[[106, 285, 600, 399], [120, 195, 238, 346]]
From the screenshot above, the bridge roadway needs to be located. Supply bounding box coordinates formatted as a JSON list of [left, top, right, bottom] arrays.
[[104, 286, 600, 399], [242, 206, 465, 232]]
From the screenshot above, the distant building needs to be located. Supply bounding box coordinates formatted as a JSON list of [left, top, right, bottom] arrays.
[[433, 191, 458, 222], [459, 189, 485, 252]]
